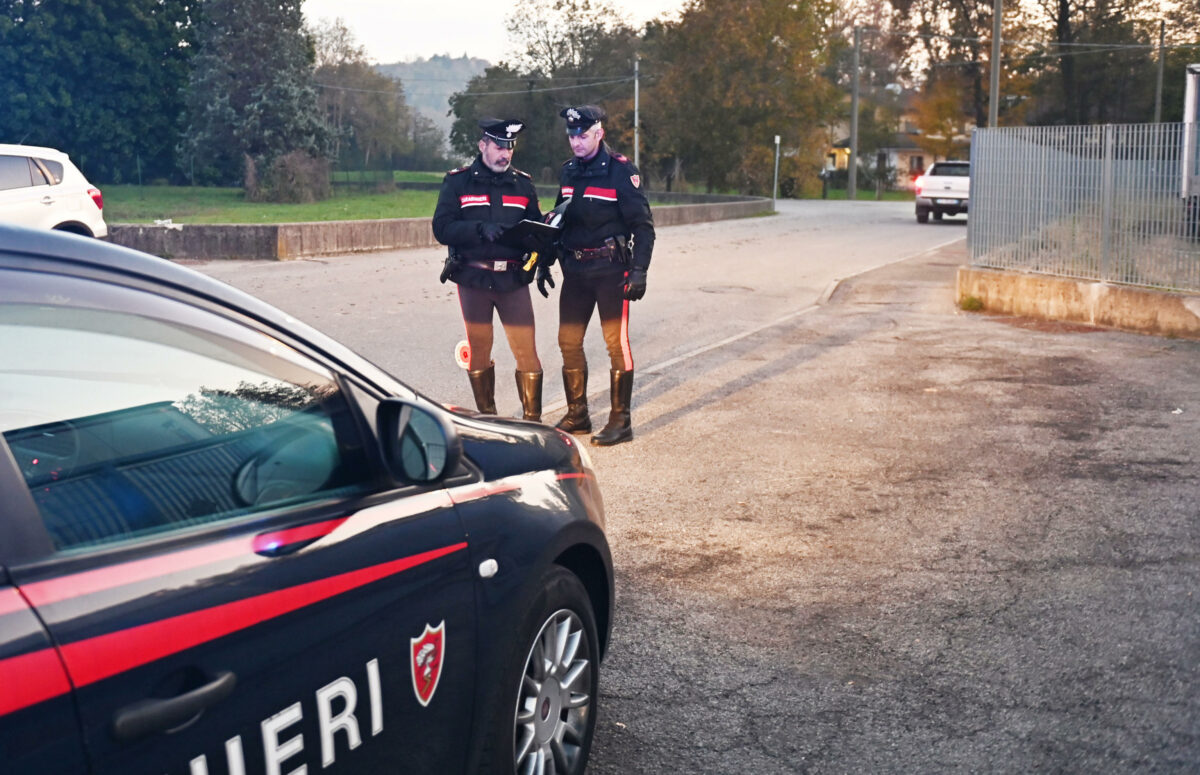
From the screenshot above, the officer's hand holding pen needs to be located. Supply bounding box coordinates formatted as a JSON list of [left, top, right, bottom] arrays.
[[478, 222, 506, 242], [536, 264, 556, 298], [623, 268, 647, 301]]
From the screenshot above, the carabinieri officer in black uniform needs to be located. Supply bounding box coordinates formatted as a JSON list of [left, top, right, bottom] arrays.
[[433, 118, 545, 421], [540, 104, 654, 446]]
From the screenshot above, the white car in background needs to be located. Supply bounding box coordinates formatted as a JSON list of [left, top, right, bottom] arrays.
[[914, 160, 970, 224], [0, 144, 107, 238]]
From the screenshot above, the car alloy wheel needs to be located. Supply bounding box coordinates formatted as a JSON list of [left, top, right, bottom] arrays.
[[512, 575, 596, 775]]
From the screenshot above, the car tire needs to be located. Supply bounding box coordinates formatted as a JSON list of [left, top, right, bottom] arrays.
[[916, 208, 929, 224], [485, 565, 599, 775]]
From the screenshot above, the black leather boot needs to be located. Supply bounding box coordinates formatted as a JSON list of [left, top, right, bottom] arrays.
[[555, 367, 592, 434], [516, 370, 543, 422], [467, 363, 496, 414], [591, 369, 633, 446]]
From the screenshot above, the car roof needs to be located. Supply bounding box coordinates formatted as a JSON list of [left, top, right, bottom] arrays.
[[0, 143, 69, 160], [0, 224, 406, 394]]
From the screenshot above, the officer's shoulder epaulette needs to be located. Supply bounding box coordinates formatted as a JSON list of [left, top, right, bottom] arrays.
[[561, 157, 575, 167], [446, 164, 470, 175], [610, 152, 629, 164], [512, 167, 533, 179]]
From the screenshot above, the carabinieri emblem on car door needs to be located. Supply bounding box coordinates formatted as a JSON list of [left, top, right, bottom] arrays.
[[410, 621, 446, 707]]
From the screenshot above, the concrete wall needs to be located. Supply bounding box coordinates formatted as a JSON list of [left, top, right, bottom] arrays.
[[339, 180, 766, 205], [654, 199, 771, 227], [109, 198, 771, 260], [108, 224, 280, 261], [957, 266, 1200, 341]]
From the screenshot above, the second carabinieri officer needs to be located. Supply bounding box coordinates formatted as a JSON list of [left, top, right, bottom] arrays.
[[542, 104, 654, 446], [433, 117, 545, 421]]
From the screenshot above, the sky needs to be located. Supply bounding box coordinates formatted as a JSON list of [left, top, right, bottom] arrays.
[[301, 0, 689, 65]]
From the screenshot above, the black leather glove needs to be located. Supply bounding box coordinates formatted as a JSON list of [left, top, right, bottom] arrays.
[[623, 268, 647, 301], [478, 221, 506, 242], [536, 264, 556, 298], [439, 255, 459, 284]]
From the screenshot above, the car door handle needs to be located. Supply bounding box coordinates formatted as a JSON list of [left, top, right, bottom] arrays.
[[40, 196, 54, 204], [111, 670, 237, 742]]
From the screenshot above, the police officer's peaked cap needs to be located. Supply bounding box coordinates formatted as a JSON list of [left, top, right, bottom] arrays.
[[478, 117, 524, 148], [560, 105, 606, 135]]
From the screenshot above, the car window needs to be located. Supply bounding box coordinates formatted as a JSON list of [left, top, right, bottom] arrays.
[[0, 301, 375, 553], [34, 158, 64, 185], [0, 154, 34, 190], [929, 163, 969, 177], [28, 159, 50, 186]]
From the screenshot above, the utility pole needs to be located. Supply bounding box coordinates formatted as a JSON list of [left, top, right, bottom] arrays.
[[1154, 20, 1165, 123], [772, 135, 780, 213], [849, 25, 860, 201], [988, 0, 1002, 127], [634, 56, 640, 169]]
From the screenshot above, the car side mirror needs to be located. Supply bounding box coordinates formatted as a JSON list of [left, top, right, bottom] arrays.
[[377, 399, 462, 484]]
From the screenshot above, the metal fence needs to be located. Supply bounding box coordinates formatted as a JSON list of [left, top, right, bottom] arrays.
[[969, 123, 1200, 293]]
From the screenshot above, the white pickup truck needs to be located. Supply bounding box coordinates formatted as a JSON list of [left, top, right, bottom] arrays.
[[914, 161, 970, 223]]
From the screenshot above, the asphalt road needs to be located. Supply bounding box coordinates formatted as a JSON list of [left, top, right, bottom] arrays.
[[583, 243, 1200, 773], [191, 200, 961, 411], [192, 203, 1200, 772]]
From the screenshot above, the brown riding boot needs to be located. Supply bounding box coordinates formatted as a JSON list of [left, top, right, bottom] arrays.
[[467, 363, 497, 414], [555, 367, 592, 434], [516, 370, 543, 422], [591, 369, 633, 446]]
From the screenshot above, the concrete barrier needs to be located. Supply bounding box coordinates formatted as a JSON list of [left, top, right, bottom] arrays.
[[109, 197, 772, 260], [652, 199, 772, 227], [108, 220, 441, 261], [957, 266, 1200, 341]]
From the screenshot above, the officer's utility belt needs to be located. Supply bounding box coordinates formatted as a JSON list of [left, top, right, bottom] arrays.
[[466, 259, 520, 272], [569, 236, 629, 264]]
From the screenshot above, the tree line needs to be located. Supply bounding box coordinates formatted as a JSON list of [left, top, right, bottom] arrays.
[[0, 0, 446, 196], [451, 0, 1199, 196], [2, 0, 1196, 198]]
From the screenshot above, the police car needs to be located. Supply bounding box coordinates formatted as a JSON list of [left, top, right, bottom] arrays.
[[0, 226, 612, 775]]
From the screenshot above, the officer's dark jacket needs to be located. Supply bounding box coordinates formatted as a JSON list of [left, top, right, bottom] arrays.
[[555, 144, 654, 277], [432, 155, 542, 292]]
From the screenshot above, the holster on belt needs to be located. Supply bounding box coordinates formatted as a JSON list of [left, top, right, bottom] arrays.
[[605, 236, 631, 266], [573, 236, 630, 265]]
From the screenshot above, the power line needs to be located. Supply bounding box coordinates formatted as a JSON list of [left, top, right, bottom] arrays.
[[424, 76, 637, 96], [315, 82, 404, 95], [884, 27, 1198, 52], [374, 74, 632, 84], [926, 40, 1199, 67], [1012, 42, 1200, 62], [317, 75, 640, 97]]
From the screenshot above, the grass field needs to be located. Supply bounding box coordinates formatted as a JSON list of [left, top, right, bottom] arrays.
[[104, 185, 446, 224], [330, 170, 445, 184], [822, 188, 915, 202], [104, 182, 914, 224]]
